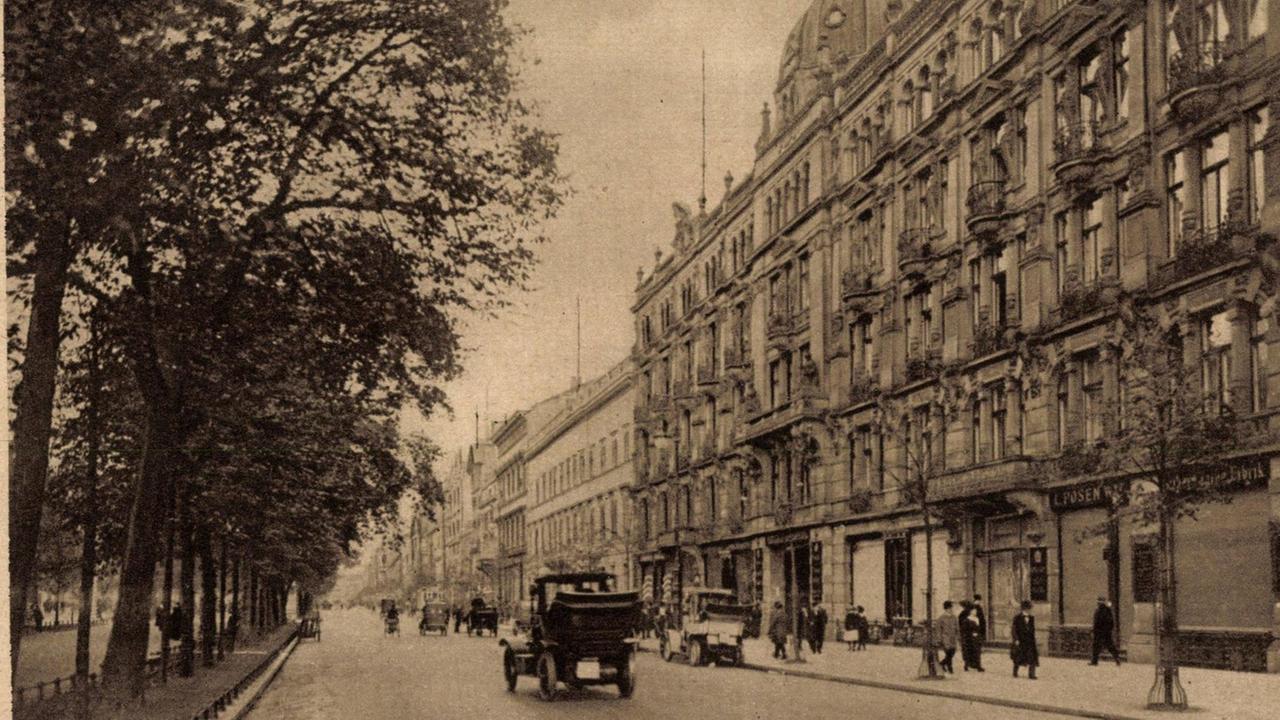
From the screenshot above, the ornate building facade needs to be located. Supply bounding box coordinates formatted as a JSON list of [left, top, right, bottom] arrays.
[[525, 361, 638, 591], [631, 0, 1279, 671]]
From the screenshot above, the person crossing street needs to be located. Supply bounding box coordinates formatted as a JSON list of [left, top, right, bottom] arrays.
[[1090, 597, 1121, 666]]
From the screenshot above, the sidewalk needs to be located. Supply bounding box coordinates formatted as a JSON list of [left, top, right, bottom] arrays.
[[14, 625, 297, 720], [638, 636, 1280, 720]]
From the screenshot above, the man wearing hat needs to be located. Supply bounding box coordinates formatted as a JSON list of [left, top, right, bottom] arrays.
[[1090, 596, 1121, 665]]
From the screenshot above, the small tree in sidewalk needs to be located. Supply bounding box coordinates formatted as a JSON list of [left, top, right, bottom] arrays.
[[1077, 299, 1249, 709], [875, 365, 966, 680]]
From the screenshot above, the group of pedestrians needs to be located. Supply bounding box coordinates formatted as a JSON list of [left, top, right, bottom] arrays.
[[764, 601, 829, 659], [762, 593, 1123, 681]]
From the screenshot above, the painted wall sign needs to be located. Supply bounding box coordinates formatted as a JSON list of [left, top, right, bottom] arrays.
[[1048, 457, 1269, 511]]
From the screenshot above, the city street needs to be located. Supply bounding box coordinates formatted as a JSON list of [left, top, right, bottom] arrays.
[[248, 609, 1074, 720]]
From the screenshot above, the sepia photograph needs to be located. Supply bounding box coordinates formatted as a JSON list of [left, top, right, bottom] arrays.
[[5, 1, 1280, 718]]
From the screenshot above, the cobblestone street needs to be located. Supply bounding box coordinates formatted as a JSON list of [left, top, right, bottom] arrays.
[[248, 610, 1076, 720]]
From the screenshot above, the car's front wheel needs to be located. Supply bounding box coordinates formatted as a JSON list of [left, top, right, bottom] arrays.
[[688, 639, 706, 667], [503, 649, 519, 692], [616, 653, 636, 698], [537, 652, 558, 701]]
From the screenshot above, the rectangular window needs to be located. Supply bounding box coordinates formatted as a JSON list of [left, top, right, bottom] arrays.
[[862, 319, 875, 376], [1083, 196, 1103, 284], [1164, 0, 1181, 78], [1112, 29, 1130, 121], [876, 430, 885, 491], [1057, 375, 1070, 450], [884, 536, 913, 621], [798, 254, 810, 311], [770, 359, 782, 408], [738, 471, 749, 518], [1201, 310, 1233, 413], [1016, 383, 1027, 449], [993, 247, 1009, 328], [1082, 353, 1103, 443], [1055, 212, 1069, 295], [1166, 149, 1187, 256], [1249, 106, 1270, 224], [1252, 316, 1269, 413], [1201, 129, 1229, 232], [970, 259, 982, 328], [991, 385, 1007, 460], [970, 401, 982, 464]]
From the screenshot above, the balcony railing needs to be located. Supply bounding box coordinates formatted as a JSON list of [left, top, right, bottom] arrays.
[[1057, 282, 1107, 323], [1053, 120, 1100, 165], [841, 268, 875, 296], [1152, 224, 1246, 288], [971, 322, 1012, 357], [1168, 42, 1225, 97], [767, 312, 796, 339], [966, 179, 1007, 220], [725, 344, 751, 369], [848, 374, 877, 405], [897, 227, 936, 271]]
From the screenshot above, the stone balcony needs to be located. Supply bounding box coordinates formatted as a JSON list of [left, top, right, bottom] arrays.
[[841, 267, 876, 297], [724, 344, 751, 369], [965, 179, 1009, 239], [696, 362, 717, 386], [1151, 222, 1259, 289], [1167, 42, 1227, 124], [930, 457, 1045, 502], [766, 312, 799, 346], [1052, 120, 1103, 187], [897, 227, 937, 278]]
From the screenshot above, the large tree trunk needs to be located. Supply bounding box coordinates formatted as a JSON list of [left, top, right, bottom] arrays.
[[248, 566, 258, 633], [99, 405, 182, 697], [75, 359, 101, 684], [179, 486, 196, 677], [229, 556, 241, 651], [75, 517, 97, 683], [217, 543, 227, 661], [159, 477, 176, 683], [8, 231, 72, 676], [199, 526, 216, 666]]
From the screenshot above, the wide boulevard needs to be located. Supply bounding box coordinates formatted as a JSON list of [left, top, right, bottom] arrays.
[[249, 608, 1076, 719]]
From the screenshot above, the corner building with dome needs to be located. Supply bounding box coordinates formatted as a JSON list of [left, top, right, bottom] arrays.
[[629, 0, 1280, 672]]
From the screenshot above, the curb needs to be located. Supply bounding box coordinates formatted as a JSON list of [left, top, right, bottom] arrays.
[[226, 635, 300, 720], [737, 662, 1149, 720]]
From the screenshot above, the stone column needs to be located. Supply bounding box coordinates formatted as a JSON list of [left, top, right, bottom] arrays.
[[978, 388, 992, 463], [1227, 302, 1253, 415]]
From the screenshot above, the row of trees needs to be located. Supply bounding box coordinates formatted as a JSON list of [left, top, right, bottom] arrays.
[[7, 0, 563, 701]]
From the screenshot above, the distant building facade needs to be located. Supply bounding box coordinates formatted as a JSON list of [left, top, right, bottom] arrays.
[[631, 0, 1279, 671], [526, 361, 638, 590]]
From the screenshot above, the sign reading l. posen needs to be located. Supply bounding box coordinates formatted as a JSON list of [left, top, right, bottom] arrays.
[[1048, 456, 1270, 511]]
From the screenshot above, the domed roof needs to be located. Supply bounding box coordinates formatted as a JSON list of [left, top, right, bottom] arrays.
[[777, 0, 867, 89]]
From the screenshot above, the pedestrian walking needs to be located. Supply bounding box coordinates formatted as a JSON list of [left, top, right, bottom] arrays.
[[855, 606, 869, 650], [168, 603, 185, 642], [767, 601, 789, 660], [31, 604, 44, 632], [971, 594, 987, 661], [843, 606, 859, 651], [935, 600, 959, 673], [453, 607, 463, 634], [810, 604, 828, 654], [798, 604, 813, 653], [958, 601, 983, 671], [1090, 596, 1121, 666], [1010, 600, 1039, 679]]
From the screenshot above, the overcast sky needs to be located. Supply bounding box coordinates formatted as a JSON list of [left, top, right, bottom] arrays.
[[406, 0, 812, 465]]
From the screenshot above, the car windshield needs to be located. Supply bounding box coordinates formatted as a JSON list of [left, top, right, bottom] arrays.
[[543, 577, 614, 604]]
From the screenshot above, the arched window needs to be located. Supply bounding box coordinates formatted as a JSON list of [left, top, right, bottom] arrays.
[[987, 3, 1005, 65], [918, 65, 933, 120], [970, 18, 986, 77], [902, 79, 916, 132]]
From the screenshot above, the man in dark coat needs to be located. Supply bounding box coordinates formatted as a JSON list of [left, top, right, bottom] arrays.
[[810, 604, 828, 653], [798, 605, 812, 653], [767, 601, 789, 659], [168, 603, 185, 642], [957, 601, 983, 671], [971, 594, 988, 669], [1090, 597, 1121, 665], [1010, 600, 1038, 679]]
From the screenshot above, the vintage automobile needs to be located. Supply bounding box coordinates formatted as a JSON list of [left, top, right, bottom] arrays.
[[419, 601, 449, 636], [499, 572, 639, 701], [468, 597, 499, 637], [659, 587, 750, 666]]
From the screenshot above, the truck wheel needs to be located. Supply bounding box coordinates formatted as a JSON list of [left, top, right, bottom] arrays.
[[688, 639, 706, 667], [537, 653, 558, 701], [503, 649, 518, 692], [616, 653, 636, 698]]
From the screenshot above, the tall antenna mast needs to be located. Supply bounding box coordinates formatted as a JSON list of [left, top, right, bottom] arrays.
[[699, 48, 707, 213], [575, 295, 582, 389]]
